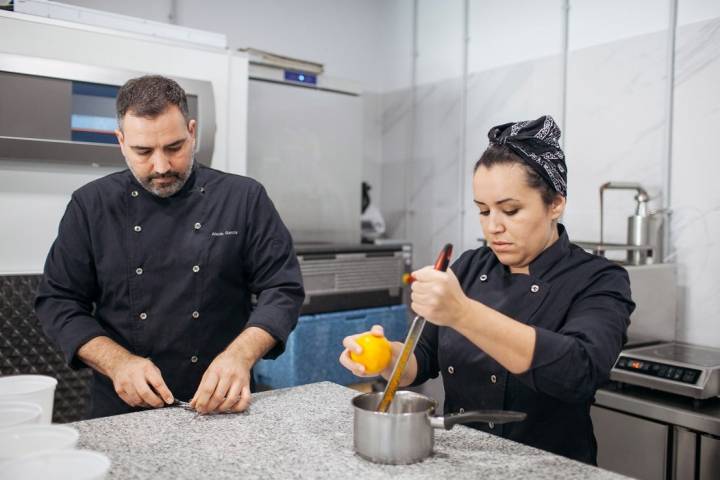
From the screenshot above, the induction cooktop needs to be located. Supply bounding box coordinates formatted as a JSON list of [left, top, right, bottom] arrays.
[[610, 342, 720, 400]]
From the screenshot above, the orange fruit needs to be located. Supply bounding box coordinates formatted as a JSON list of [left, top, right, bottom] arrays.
[[350, 333, 392, 375]]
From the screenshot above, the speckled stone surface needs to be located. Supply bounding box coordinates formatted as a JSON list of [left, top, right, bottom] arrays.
[[73, 382, 628, 479]]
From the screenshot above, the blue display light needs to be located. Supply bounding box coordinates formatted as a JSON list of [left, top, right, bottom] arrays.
[[284, 70, 317, 85]]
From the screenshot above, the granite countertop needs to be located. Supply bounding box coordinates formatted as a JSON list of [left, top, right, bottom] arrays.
[[73, 382, 628, 479]]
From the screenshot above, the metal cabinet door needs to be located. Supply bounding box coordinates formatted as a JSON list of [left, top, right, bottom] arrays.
[[672, 427, 697, 480], [591, 405, 669, 480], [700, 434, 720, 480]]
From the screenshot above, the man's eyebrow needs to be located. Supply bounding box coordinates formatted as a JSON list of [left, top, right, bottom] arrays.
[[130, 138, 185, 150], [164, 138, 185, 148]]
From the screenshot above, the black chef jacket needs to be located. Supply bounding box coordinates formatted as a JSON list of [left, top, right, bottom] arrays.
[[35, 165, 305, 418], [412, 224, 634, 465]]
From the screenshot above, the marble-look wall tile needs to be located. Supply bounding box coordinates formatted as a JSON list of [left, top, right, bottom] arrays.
[[408, 78, 464, 267], [564, 29, 669, 247], [463, 56, 565, 251], [362, 93, 384, 208], [367, 5, 720, 351], [671, 16, 720, 348], [380, 88, 414, 241], [376, 78, 464, 268]]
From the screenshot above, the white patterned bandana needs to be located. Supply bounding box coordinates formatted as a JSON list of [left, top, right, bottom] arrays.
[[488, 115, 567, 197]]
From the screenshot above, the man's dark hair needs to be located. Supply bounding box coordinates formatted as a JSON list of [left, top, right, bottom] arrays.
[[116, 75, 189, 127], [474, 144, 558, 207]]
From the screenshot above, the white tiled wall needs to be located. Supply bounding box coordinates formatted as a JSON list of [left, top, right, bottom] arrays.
[[379, 88, 414, 240], [463, 56, 565, 252], [564, 7, 670, 246], [671, 13, 720, 347], [409, 77, 465, 266], [373, 0, 720, 348]]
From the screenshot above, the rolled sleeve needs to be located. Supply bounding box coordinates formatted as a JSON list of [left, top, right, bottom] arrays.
[[243, 185, 305, 359], [35, 195, 107, 369], [516, 270, 634, 403]]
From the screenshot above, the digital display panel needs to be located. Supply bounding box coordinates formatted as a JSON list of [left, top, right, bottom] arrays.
[[284, 70, 317, 85], [615, 357, 701, 384]]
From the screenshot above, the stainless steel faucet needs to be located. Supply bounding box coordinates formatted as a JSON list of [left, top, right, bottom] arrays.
[[599, 182, 665, 265]]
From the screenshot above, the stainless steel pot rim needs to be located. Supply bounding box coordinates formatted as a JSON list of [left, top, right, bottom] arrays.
[[352, 406, 436, 418], [351, 391, 437, 417]]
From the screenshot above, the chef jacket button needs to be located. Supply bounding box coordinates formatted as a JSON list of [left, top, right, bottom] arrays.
[[190, 355, 198, 363], [531, 284, 540, 293], [133, 225, 142, 233], [139, 312, 147, 320], [192, 311, 200, 319], [192, 265, 200, 273], [131, 190, 139, 197], [448, 366, 455, 375], [459, 408, 465, 414], [491, 374, 497, 384], [135, 267, 143, 275], [194, 222, 202, 230], [199, 187, 206, 194], [480, 274, 488, 282], [488, 422, 495, 429]]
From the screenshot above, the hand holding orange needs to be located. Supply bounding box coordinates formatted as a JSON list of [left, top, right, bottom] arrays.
[[350, 333, 392, 375]]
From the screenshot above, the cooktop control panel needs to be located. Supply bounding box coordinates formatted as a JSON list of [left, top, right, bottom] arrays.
[[614, 357, 701, 384], [611, 342, 720, 399]]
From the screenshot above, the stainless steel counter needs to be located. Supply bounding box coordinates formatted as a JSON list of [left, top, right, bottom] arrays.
[[595, 384, 720, 436], [593, 384, 720, 479]]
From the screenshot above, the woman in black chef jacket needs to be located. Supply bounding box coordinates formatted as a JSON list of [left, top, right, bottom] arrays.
[[339, 115, 635, 465]]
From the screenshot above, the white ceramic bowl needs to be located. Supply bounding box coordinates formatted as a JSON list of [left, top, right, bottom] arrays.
[[0, 424, 79, 462], [0, 375, 57, 424], [0, 449, 111, 480], [0, 401, 43, 429]]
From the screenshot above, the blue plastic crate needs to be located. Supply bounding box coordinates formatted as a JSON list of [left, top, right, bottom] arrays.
[[253, 305, 408, 389]]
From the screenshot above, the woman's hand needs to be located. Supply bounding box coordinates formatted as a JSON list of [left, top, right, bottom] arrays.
[[339, 325, 394, 378], [411, 266, 470, 328], [339, 325, 419, 387]]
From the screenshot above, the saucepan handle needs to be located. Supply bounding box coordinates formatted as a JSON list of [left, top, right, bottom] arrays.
[[430, 410, 527, 430]]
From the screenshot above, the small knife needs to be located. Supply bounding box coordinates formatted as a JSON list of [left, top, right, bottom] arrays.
[[171, 399, 195, 411]]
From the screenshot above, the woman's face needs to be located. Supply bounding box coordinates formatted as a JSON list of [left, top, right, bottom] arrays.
[[473, 163, 566, 273]]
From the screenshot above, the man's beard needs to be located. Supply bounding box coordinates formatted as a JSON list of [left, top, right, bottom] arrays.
[[128, 156, 195, 198]]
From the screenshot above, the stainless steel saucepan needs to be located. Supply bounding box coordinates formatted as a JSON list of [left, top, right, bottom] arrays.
[[352, 390, 526, 465]]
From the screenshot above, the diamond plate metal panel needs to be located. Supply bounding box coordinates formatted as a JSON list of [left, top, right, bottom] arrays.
[[0, 275, 91, 422]]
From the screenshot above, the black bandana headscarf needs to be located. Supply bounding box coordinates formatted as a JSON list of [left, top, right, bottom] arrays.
[[487, 115, 567, 197]]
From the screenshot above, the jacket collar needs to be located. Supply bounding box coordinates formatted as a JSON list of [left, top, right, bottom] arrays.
[[527, 223, 570, 277]]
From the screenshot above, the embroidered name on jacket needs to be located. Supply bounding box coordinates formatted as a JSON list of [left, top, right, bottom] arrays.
[[211, 231, 239, 236]]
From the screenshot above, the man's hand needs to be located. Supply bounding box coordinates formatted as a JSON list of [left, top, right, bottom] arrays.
[[189, 326, 276, 414], [109, 355, 174, 408], [77, 336, 174, 409], [190, 348, 252, 414]]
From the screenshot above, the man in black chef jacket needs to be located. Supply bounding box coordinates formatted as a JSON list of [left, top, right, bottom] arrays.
[[35, 75, 305, 418]]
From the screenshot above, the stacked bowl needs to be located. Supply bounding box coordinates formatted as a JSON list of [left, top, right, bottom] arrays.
[[0, 374, 111, 479]]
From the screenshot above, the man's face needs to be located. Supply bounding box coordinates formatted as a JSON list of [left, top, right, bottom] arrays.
[[116, 105, 196, 198]]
